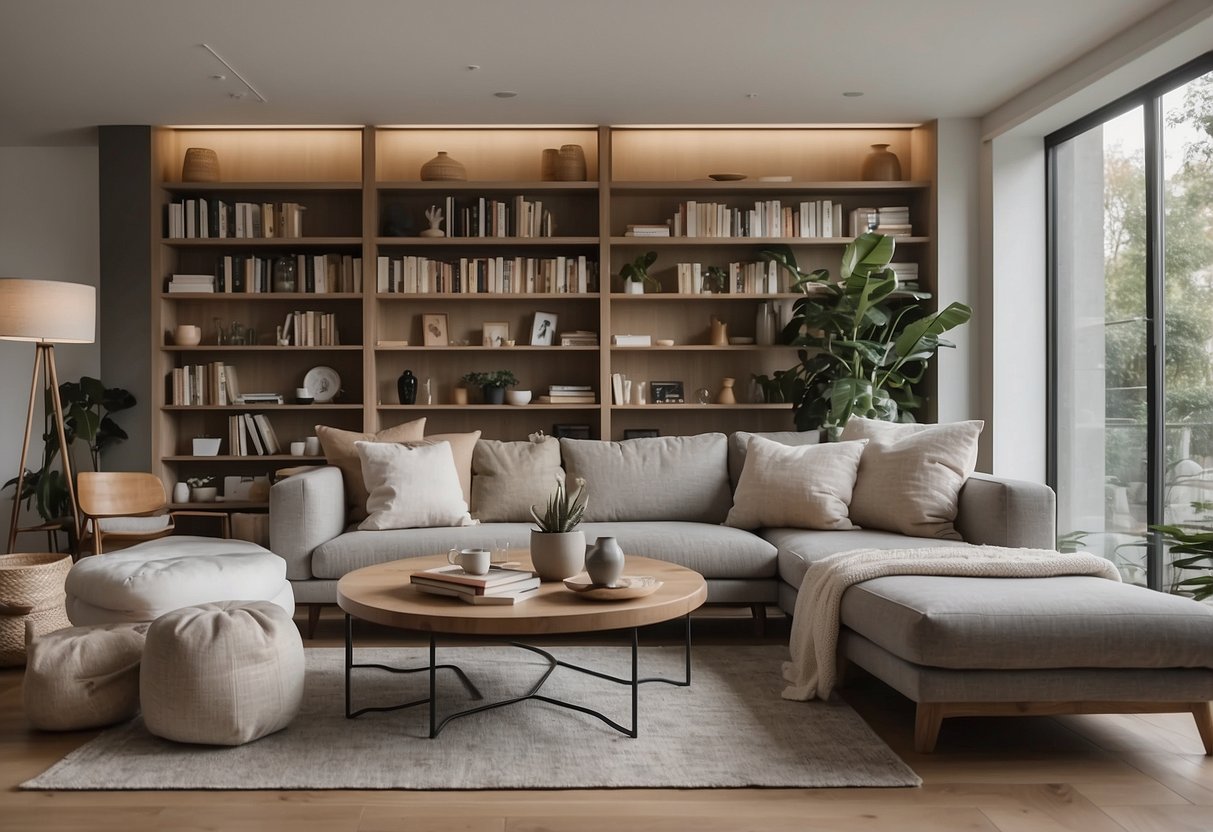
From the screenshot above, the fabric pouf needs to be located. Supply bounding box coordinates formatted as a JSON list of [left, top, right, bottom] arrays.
[[23, 621, 149, 731], [141, 601, 304, 746], [64, 537, 294, 625]]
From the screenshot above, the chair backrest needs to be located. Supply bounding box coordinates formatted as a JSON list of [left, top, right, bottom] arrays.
[[77, 472, 167, 518]]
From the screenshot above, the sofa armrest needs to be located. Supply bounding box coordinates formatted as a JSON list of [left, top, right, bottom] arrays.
[[955, 473, 1056, 549], [269, 466, 346, 580]]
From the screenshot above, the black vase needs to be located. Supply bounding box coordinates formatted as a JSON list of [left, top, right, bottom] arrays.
[[483, 385, 506, 405], [397, 370, 417, 405]]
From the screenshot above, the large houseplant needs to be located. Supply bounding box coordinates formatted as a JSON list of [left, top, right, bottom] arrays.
[[529, 477, 588, 581], [761, 233, 971, 434]]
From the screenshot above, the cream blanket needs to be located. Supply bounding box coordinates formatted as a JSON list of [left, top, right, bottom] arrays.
[[782, 546, 1122, 701]]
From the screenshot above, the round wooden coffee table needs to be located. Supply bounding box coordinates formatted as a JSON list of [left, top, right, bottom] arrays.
[[337, 553, 707, 738]]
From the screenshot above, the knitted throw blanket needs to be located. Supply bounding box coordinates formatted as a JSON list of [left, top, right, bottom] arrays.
[[782, 546, 1122, 701]]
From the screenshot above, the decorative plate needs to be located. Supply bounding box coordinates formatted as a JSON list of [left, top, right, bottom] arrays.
[[708, 173, 747, 181], [303, 366, 341, 403], [563, 575, 663, 601]]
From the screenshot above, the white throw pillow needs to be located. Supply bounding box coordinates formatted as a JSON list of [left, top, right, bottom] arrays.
[[355, 440, 473, 530], [840, 417, 984, 540], [725, 436, 867, 530]]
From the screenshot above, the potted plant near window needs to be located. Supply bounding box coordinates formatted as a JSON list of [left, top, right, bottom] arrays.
[[529, 477, 588, 581], [620, 251, 659, 294], [460, 370, 518, 405]]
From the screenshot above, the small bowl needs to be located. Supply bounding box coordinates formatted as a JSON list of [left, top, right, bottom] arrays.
[[505, 389, 532, 406], [655, 339, 675, 347], [294, 396, 315, 405], [173, 325, 202, 346]]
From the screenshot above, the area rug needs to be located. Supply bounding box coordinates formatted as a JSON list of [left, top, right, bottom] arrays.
[[24, 645, 919, 790]]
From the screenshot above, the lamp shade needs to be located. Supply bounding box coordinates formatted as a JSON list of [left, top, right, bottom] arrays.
[[0, 278, 95, 344]]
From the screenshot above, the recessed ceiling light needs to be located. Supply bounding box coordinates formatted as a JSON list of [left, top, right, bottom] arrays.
[[209, 74, 227, 81], [493, 91, 518, 98], [467, 65, 480, 71], [842, 91, 864, 97], [745, 93, 759, 99]]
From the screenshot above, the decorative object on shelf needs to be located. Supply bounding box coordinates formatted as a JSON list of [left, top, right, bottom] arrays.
[[181, 147, 220, 182], [585, 536, 625, 587], [655, 339, 674, 347], [422, 313, 449, 347], [716, 378, 737, 405], [452, 386, 469, 405], [756, 301, 777, 346], [529, 311, 557, 346], [505, 389, 532, 406], [860, 143, 902, 182], [702, 266, 728, 294], [421, 378, 433, 405], [761, 233, 971, 433], [460, 370, 518, 406], [294, 387, 313, 405], [187, 477, 218, 503], [191, 437, 222, 456], [750, 369, 798, 404], [420, 206, 446, 238], [554, 144, 587, 181], [220, 321, 255, 346], [482, 321, 509, 348], [709, 316, 729, 346], [623, 428, 660, 439], [271, 257, 297, 293], [620, 251, 659, 294], [172, 482, 189, 503], [540, 148, 559, 181], [650, 381, 685, 404], [632, 381, 647, 405], [529, 477, 588, 581], [563, 574, 662, 600], [419, 151, 467, 181], [695, 387, 711, 405], [302, 366, 341, 403], [289, 441, 306, 457], [708, 173, 746, 181], [397, 369, 417, 405], [304, 436, 322, 456], [172, 325, 202, 346]]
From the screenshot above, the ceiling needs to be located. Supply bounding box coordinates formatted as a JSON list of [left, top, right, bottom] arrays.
[[0, 0, 1177, 145]]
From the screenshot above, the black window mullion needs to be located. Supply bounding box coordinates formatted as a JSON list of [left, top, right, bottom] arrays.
[[1143, 94, 1166, 591]]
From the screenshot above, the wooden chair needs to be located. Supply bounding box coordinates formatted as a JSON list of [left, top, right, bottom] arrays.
[[77, 472, 229, 556]]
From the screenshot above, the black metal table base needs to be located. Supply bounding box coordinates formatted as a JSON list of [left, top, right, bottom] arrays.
[[344, 613, 692, 738]]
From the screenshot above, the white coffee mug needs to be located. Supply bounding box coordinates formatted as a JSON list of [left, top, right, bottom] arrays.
[[447, 548, 490, 576], [289, 440, 306, 456]]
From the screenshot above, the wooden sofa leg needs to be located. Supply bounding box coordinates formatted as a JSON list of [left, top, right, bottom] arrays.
[[750, 603, 767, 637], [305, 604, 321, 640], [914, 703, 944, 753], [1191, 702, 1213, 755]]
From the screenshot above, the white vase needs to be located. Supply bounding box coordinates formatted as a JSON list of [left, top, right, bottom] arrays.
[[585, 536, 625, 587], [172, 482, 189, 503], [625, 281, 645, 294], [530, 529, 586, 581], [756, 301, 776, 346]]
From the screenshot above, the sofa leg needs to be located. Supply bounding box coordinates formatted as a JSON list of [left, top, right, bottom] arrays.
[[750, 603, 767, 637], [914, 703, 944, 753], [1191, 702, 1213, 755], [305, 604, 321, 640]]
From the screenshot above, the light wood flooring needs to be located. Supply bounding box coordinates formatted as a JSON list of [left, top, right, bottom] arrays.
[[2, 609, 1210, 832]]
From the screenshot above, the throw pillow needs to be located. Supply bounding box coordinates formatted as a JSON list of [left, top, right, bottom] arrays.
[[840, 417, 984, 540], [355, 441, 472, 531], [725, 436, 867, 530], [727, 430, 821, 490], [315, 420, 426, 521], [424, 431, 481, 506], [471, 436, 563, 522]]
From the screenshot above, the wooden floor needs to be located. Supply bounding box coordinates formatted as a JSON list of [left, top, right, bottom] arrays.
[[2, 609, 1210, 832]]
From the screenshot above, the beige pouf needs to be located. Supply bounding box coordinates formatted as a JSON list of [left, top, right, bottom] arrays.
[[0, 552, 72, 667], [141, 601, 304, 746], [24, 621, 149, 731]]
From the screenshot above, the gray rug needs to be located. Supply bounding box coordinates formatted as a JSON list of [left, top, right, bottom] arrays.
[[24, 645, 919, 790]]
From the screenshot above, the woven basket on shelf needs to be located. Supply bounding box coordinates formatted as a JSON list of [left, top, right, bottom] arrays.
[[0, 552, 72, 667]]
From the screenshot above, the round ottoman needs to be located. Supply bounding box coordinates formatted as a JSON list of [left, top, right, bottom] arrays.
[[64, 537, 294, 625], [24, 621, 149, 731], [141, 601, 304, 746]]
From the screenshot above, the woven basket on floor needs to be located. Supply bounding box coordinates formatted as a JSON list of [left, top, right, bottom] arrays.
[[0, 552, 72, 667]]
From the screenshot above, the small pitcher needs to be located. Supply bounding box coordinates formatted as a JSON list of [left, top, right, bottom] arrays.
[[585, 537, 625, 587]]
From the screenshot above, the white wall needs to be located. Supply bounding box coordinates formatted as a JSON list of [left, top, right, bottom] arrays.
[[0, 147, 100, 549]]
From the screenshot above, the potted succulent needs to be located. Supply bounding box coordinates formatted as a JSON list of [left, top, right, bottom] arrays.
[[529, 477, 588, 581], [460, 370, 518, 405], [187, 476, 218, 503], [619, 250, 659, 294]]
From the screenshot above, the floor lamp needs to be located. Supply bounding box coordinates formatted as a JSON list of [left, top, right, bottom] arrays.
[[0, 279, 97, 554]]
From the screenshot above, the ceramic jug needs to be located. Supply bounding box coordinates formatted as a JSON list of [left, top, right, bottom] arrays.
[[585, 536, 625, 587]]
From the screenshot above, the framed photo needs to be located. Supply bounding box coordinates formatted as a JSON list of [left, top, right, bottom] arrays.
[[623, 429, 660, 439], [422, 313, 449, 347], [530, 311, 558, 346], [650, 381, 685, 404], [552, 423, 591, 440], [481, 321, 509, 348]]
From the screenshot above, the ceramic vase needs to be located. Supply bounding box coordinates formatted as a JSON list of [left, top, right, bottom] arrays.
[[755, 301, 776, 346], [530, 530, 586, 581], [710, 316, 729, 345], [172, 482, 189, 503], [397, 369, 417, 405], [716, 377, 736, 405], [420, 151, 467, 181], [585, 536, 625, 587], [860, 143, 902, 181]]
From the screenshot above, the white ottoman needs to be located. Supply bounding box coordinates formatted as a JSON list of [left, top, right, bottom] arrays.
[[141, 601, 304, 746], [64, 537, 294, 625]]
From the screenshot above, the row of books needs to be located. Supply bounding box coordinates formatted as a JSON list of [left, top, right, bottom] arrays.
[[279, 311, 341, 347], [226, 412, 283, 456], [410, 564, 540, 605], [675, 261, 790, 294], [667, 200, 847, 239], [167, 200, 307, 239], [534, 384, 596, 405], [420, 195, 555, 239], [375, 255, 598, 295], [166, 254, 363, 294], [559, 330, 598, 347], [848, 206, 914, 238], [170, 362, 234, 406]]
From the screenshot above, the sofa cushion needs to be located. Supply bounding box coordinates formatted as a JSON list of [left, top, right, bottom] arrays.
[[312, 523, 534, 578], [424, 431, 481, 506], [726, 436, 866, 531], [841, 575, 1213, 670], [727, 430, 820, 490], [356, 441, 472, 531], [762, 527, 966, 589], [471, 436, 563, 522], [316, 420, 426, 521], [840, 417, 983, 540], [560, 434, 732, 523], [578, 522, 777, 579]]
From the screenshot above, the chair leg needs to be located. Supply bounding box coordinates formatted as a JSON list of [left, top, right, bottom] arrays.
[[1191, 702, 1213, 755], [750, 602, 767, 637], [914, 703, 944, 753], [306, 604, 321, 640]]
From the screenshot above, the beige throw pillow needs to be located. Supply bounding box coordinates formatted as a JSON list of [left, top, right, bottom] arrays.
[[841, 417, 984, 540], [355, 440, 472, 530], [424, 431, 481, 506], [316, 420, 426, 521], [471, 437, 563, 522], [725, 436, 867, 530]]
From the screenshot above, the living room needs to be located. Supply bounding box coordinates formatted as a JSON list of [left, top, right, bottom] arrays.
[[3, 1, 1213, 829]]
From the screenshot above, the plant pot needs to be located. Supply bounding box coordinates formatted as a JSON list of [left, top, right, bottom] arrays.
[[860, 143, 902, 182], [505, 389, 532, 406], [482, 385, 506, 405], [190, 487, 218, 503], [530, 530, 585, 582], [625, 281, 645, 294]]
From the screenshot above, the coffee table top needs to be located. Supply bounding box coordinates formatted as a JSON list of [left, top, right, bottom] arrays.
[[337, 553, 707, 636]]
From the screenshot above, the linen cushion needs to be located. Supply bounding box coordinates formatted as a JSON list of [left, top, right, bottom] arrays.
[[316, 419, 426, 521], [471, 436, 563, 522], [23, 622, 149, 731], [841, 417, 983, 540], [356, 440, 472, 531], [424, 430, 481, 506], [726, 436, 866, 531], [727, 430, 820, 490], [578, 522, 777, 579], [560, 434, 732, 523], [141, 601, 304, 746]]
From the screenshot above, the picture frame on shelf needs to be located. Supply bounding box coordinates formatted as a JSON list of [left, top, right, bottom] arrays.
[[530, 311, 558, 346], [623, 429, 660, 439], [650, 381, 685, 404], [552, 424, 591, 440], [481, 321, 509, 348], [422, 313, 449, 347]]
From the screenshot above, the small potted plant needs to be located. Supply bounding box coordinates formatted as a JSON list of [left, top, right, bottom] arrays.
[[187, 476, 218, 503], [460, 370, 518, 405], [620, 250, 659, 294], [529, 477, 588, 581]]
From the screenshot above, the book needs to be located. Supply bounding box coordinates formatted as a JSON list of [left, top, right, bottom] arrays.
[[612, 334, 652, 347], [535, 395, 596, 404], [412, 564, 536, 590], [411, 574, 541, 597], [412, 581, 540, 605]]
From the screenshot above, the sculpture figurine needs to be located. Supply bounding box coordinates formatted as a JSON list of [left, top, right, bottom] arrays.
[[420, 205, 446, 238]]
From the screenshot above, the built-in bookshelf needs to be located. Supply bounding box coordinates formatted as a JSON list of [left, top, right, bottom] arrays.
[[148, 124, 937, 496]]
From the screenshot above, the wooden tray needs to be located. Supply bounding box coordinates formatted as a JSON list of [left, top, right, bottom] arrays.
[[563, 574, 663, 601]]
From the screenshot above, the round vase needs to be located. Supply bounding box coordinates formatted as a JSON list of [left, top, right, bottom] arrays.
[[397, 369, 417, 405], [173, 325, 202, 346], [716, 377, 736, 405], [860, 143, 902, 181], [585, 536, 625, 587], [181, 147, 219, 182], [554, 144, 587, 181], [530, 530, 586, 581], [172, 482, 190, 503], [272, 257, 297, 293], [420, 151, 467, 181], [483, 385, 506, 405]]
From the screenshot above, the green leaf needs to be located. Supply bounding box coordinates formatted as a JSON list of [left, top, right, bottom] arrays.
[[840, 233, 895, 279], [891, 302, 972, 360]]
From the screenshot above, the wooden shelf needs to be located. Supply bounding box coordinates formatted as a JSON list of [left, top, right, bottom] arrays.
[[379, 181, 599, 192], [375, 345, 598, 352], [163, 456, 323, 463], [377, 404, 600, 411], [376, 292, 600, 301], [375, 236, 598, 247], [161, 181, 363, 192], [611, 404, 793, 410], [161, 404, 360, 411], [609, 293, 803, 301], [162, 236, 363, 247], [163, 345, 363, 352], [167, 501, 270, 510], [610, 345, 797, 351], [611, 180, 931, 193], [610, 236, 930, 246], [161, 292, 362, 301]]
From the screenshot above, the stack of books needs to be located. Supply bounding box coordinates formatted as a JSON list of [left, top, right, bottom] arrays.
[[889, 262, 920, 290], [168, 274, 216, 293], [535, 384, 596, 405], [558, 330, 598, 347], [874, 206, 912, 236], [624, 223, 671, 237], [410, 565, 540, 605]]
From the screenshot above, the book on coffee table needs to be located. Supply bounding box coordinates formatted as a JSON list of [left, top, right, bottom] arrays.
[[412, 564, 535, 590], [412, 581, 540, 605]]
